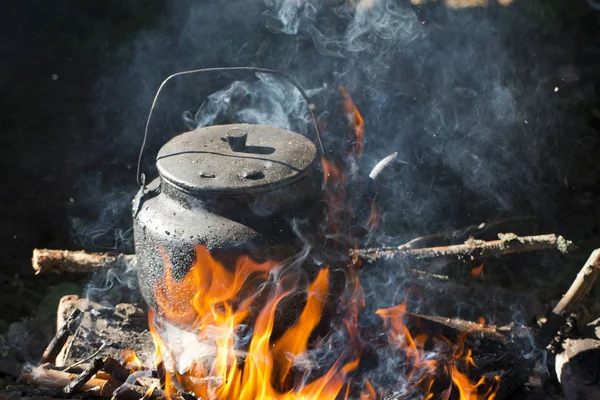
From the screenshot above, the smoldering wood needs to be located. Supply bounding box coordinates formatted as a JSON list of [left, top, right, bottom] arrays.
[[31, 232, 574, 275], [40, 308, 83, 364], [537, 249, 600, 347], [32, 248, 136, 274], [382, 313, 526, 400], [356, 233, 575, 264]]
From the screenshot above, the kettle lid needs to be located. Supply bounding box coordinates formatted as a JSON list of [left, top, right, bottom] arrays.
[[156, 123, 317, 195]]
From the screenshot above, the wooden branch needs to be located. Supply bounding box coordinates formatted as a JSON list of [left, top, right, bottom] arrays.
[[40, 308, 82, 364], [406, 313, 510, 344], [537, 249, 600, 347], [21, 364, 170, 400], [32, 233, 574, 275], [356, 233, 575, 264], [32, 248, 136, 274], [552, 248, 600, 315]]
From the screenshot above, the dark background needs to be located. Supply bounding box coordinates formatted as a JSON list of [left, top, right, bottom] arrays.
[[1, 0, 600, 328]]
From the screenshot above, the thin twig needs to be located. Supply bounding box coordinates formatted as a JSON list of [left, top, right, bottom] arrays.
[[40, 308, 82, 364], [62, 342, 106, 372], [356, 233, 575, 264], [396, 216, 538, 251]]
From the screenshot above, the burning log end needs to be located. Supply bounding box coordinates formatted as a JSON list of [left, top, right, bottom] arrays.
[[405, 313, 511, 346]]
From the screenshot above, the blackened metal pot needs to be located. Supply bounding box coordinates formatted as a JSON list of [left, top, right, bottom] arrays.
[[132, 68, 327, 322]]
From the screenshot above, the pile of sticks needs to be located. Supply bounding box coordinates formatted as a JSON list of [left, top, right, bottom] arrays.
[[18, 359, 168, 400]]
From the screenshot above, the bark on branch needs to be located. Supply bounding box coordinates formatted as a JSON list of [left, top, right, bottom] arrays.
[[32, 249, 136, 274], [31, 233, 574, 274], [355, 233, 575, 264]]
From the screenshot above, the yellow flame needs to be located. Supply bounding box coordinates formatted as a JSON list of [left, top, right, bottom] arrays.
[[150, 246, 357, 400]]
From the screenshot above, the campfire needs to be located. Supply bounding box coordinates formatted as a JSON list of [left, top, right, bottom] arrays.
[[10, 75, 600, 400]]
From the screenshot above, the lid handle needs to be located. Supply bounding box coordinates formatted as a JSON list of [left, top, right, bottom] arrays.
[[136, 67, 324, 186]]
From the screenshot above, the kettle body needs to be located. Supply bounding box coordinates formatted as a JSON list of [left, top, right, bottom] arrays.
[[132, 123, 321, 313]]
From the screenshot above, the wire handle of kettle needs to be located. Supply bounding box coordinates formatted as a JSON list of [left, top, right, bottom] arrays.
[[136, 66, 324, 186]]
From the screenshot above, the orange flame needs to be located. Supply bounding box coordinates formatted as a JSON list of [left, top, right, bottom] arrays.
[[376, 305, 499, 399], [339, 87, 365, 159], [121, 349, 143, 372], [471, 262, 484, 278], [376, 302, 437, 382], [448, 334, 500, 400], [150, 246, 358, 400], [360, 378, 377, 399]]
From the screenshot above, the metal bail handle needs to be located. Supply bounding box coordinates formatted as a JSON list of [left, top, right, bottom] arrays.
[[136, 66, 324, 186]]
